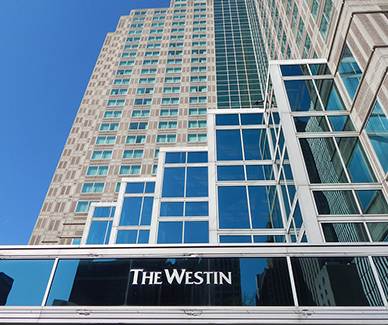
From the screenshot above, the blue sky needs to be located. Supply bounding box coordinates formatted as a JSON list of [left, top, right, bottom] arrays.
[[0, 0, 170, 245]]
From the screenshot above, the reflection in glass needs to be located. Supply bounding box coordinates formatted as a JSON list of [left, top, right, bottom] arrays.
[[119, 197, 142, 225], [87, 221, 112, 244], [240, 113, 263, 125], [186, 167, 208, 197], [372, 257, 388, 301], [249, 186, 273, 228], [158, 222, 183, 243], [322, 223, 369, 242], [242, 129, 264, 160], [365, 101, 388, 173], [162, 167, 185, 197], [216, 130, 243, 160], [160, 202, 184, 216], [216, 114, 239, 125], [355, 190, 388, 214], [338, 44, 362, 101], [367, 222, 388, 242], [125, 182, 145, 193], [284, 80, 322, 111], [220, 235, 251, 243], [246, 165, 266, 180], [187, 151, 208, 163], [0, 260, 54, 306], [217, 165, 245, 181], [185, 201, 208, 216], [292, 257, 383, 306], [327, 115, 354, 131], [294, 116, 330, 132], [184, 221, 209, 243], [116, 230, 137, 244], [165, 152, 186, 164], [309, 63, 330, 75], [315, 79, 345, 111], [313, 190, 359, 215], [280, 64, 309, 76], [218, 186, 250, 229]]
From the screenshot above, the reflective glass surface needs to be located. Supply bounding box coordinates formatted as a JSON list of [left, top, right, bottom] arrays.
[[87, 221, 111, 244], [185, 201, 208, 216], [116, 230, 138, 244], [187, 151, 208, 163], [160, 202, 184, 216], [280, 64, 309, 76], [120, 198, 142, 226], [249, 186, 272, 228], [184, 221, 209, 243], [367, 223, 388, 242], [216, 114, 239, 125], [242, 129, 263, 160], [338, 44, 362, 101], [240, 113, 263, 125], [0, 260, 54, 306], [313, 190, 358, 214], [315, 79, 345, 111], [284, 80, 322, 111], [246, 165, 266, 180], [327, 115, 354, 131], [217, 165, 245, 181], [186, 167, 208, 197], [216, 130, 243, 160], [356, 190, 388, 214], [162, 167, 185, 197], [218, 186, 250, 228], [220, 235, 251, 243], [126, 182, 145, 193], [158, 222, 183, 243], [292, 257, 383, 306], [165, 152, 186, 164], [294, 116, 330, 132], [309, 64, 330, 75], [322, 223, 369, 242]]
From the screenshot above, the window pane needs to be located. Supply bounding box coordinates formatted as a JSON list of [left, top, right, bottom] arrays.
[[216, 130, 243, 161], [119, 197, 142, 226], [87, 221, 110, 244], [160, 202, 184, 216], [116, 230, 137, 244], [338, 44, 362, 101], [216, 114, 239, 126], [322, 223, 369, 242], [246, 165, 265, 180], [184, 221, 209, 243], [185, 201, 208, 216], [140, 197, 153, 226], [165, 152, 186, 164], [242, 129, 263, 160], [249, 186, 278, 228], [217, 165, 245, 181], [162, 167, 185, 197], [187, 151, 207, 163], [157, 222, 183, 243], [313, 190, 359, 214], [220, 235, 251, 243], [186, 167, 208, 197], [284, 80, 322, 111], [218, 186, 250, 229], [125, 182, 144, 194]]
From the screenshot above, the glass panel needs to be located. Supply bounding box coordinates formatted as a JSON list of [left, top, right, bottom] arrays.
[[140, 197, 153, 226], [158, 222, 183, 243], [216, 130, 243, 161], [160, 202, 184, 216], [372, 257, 388, 301], [217, 165, 245, 181], [0, 260, 54, 306], [240, 113, 263, 125], [187, 151, 208, 163], [292, 257, 383, 306], [249, 186, 275, 228], [313, 190, 359, 214], [119, 198, 142, 226], [315, 79, 346, 111], [162, 168, 185, 197], [309, 64, 331, 75], [165, 152, 186, 164], [365, 101, 388, 173], [87, 221, 110, 244], [116, 230, 137, 244], [337, 137, 376, 183], [322, 223, 369, 242], [242, 129, 263, 160], [216, 114, 239, 125], [280, 64, 309, 76], [293, 116, 330, 132], [93, 207, 111, 218], [356, 190, 388, 214], [186, 167, 208, 197], [246, 165, 266, 180], [284, 80, 322, 111], [125, 182, 145, 194], [327, 115, 355, 131], [367, 223, 388, 242], [184, 221, 209, 243], [299, 138, 347, 183], [145, 182, 155, 193], [185, 202, 208, 216], [138, 230, 150, 244], [218, 186, 250, 229], [338, 44, 362, 101], [220, 235, 251, 243]]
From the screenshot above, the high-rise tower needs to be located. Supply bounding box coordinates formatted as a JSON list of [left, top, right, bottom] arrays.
[[1, 0, 388, 323]]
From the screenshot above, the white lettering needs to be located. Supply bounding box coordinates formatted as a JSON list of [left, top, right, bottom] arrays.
[[130, 269, 143, 285], [213, 272, 218, 284], [203, 271, 212, 284], [164, 269, 186, 284], [219, 271, 232, 285], [141, 271, 154, 285], [194, 271, 204, 285], [154, 271, 163, 284], [185, 271, 193, 284]]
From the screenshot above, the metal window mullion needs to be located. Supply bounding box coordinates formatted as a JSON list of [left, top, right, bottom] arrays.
[[368, 255, 388, 306], [286, 255, 299, 306], [41, 258, 59, 307]]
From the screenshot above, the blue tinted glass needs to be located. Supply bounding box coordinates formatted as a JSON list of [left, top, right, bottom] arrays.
[[87, 221, 109, 244], [140, 197, 153, 225], [187, 151, 208, 163], [120, 197, 142, 225], [328, 116, 355, 131], [165, 152, 186, 164], [138, 230, 150, 244], [242, 129, 263, 160], [125, 182, 145, 194], [246, 165, 265, 180], [315, 79, 345, 111], [216, 130, 243, 161], [293, 202, 303, 228], [218, 186, 250, 229], [46, 259, 79, 306], [0, 260, 54, 306], [185, 201, 208, 216], [216, 114, 239, 125], [253, 235, 279, 243], [186, 167, 208, 197], [219, 235, 251, 243], [93, 207, 111, 218], [145, 182, 155, 193], [284, 80, 322, 111], [217, 165, 245, 181], [240, 113, 263, 125], [184, 221, 209, 243], [248, 186, 271, 228], [356, 190, 388, 214], [116, 230, 137, 244], [309, 64, 330, 75], [160, 202, 184, 216], [338, 44, 362, 101], [280, 64, 308, 76], [157, 222, 183, 243], [105, 221, 112, 244], [162, 167, 185, 197]]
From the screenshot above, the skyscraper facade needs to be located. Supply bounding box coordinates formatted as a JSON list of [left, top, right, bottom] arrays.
[[1, 0, 388, 323]]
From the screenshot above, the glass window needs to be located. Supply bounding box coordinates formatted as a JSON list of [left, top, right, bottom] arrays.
[[157, 222, 183, 244], [242, 129, 263, 160], [187, 151, 207, 163], [284, 80, 322, 111], [315, 79, 345, 111], [185, 201, 208, 216], [216, 130, 243, 161], [184, 221, 209, 243], [338, 44, 362, 101], [217, 165, 245, 181], [165, 152, 186, 164], [218, 186, 250, 229], [162, 167, 185, 197], [246, 165, 266, 180], [160, 202, 184, 216], [322, 223, 369, 242], [119, 197, 141, 226], [87, 221, 111, 244], [365, 101, 388, 173], [186, 167, 208, 197], [86, 166, 108, 176]]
